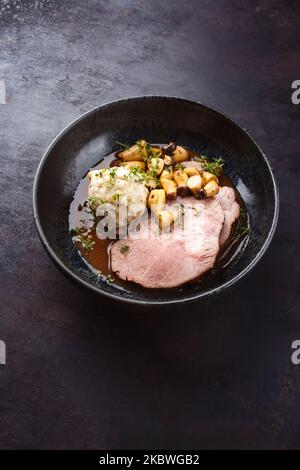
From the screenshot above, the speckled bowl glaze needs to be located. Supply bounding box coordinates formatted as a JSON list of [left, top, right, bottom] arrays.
[[33, 96, 279, 305]]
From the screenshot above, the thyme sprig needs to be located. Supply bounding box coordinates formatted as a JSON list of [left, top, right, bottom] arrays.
[[174, 163, 185, 171], [116, 141, 130, 150], [120, 244, 129, 255], [238, 225, 250, 237], [106, 274, 115, 284], [195, 155, 224, 176]]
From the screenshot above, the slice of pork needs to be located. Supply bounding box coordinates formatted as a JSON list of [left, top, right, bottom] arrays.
[[215, 186, 240, 246], [111, 197, 224, 288]]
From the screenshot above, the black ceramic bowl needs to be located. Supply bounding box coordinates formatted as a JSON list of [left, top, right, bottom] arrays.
[[33, 96, 279, 305]]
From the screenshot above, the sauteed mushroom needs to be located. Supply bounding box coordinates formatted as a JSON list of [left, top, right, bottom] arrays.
[[173, 169, 188, 196], [173, 146, 189, 163], [148, 157, 164, 176], [157, 210, 175, 231], [184, 166, 199, 177], [118, 144, 144, 162], [148, 189, 166, 212], [202, 171, 219, 186], [163, 142, 177, 156], [203, 180, 219, 197], [161, 178, 177, 200], [187, 174, 203, 198]]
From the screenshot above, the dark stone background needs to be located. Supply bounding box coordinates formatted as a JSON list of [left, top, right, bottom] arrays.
[[0, 0, 299, 450]]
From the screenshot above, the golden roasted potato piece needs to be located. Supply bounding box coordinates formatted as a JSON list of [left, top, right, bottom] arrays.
[[187, 174, 206, 199], [147, 158, 164, 176], [203, 180, 219, 197], [160, 178, 177, 200], [148, 189, 166, 212], [201, 171, 219, 186], [172, 146, 189, 163], [157, 210, 175, 231], [173, 169, 188, 196], [184, 166, 199, 177], [122, 161, 146, 171], [118, 144, 144, 162]]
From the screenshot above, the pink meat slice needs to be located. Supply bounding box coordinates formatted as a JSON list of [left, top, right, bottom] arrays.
[[111, 197, 224, 288], [215, 186, 240, 246]]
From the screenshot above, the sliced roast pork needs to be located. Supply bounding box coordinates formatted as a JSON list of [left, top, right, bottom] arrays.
[[111, 197, 224, 288], [215, 186, 240, 246]]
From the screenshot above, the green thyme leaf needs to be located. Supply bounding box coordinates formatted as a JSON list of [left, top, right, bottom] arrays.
[[106, 274, 115, 284], [195, 155, 224, 176], [116, 141, 130, 150], [120, 244, 129, 255], [238, 225, 250, 237], [70, 227, 82, 236], [78, 236, 95, 252], [175, 163, 185, 171]]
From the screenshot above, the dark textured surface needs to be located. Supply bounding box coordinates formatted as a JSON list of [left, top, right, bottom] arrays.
[[0, 0, 299, 449]]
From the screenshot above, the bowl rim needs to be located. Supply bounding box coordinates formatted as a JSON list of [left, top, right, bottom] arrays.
[[33, 95, 279, 305]]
